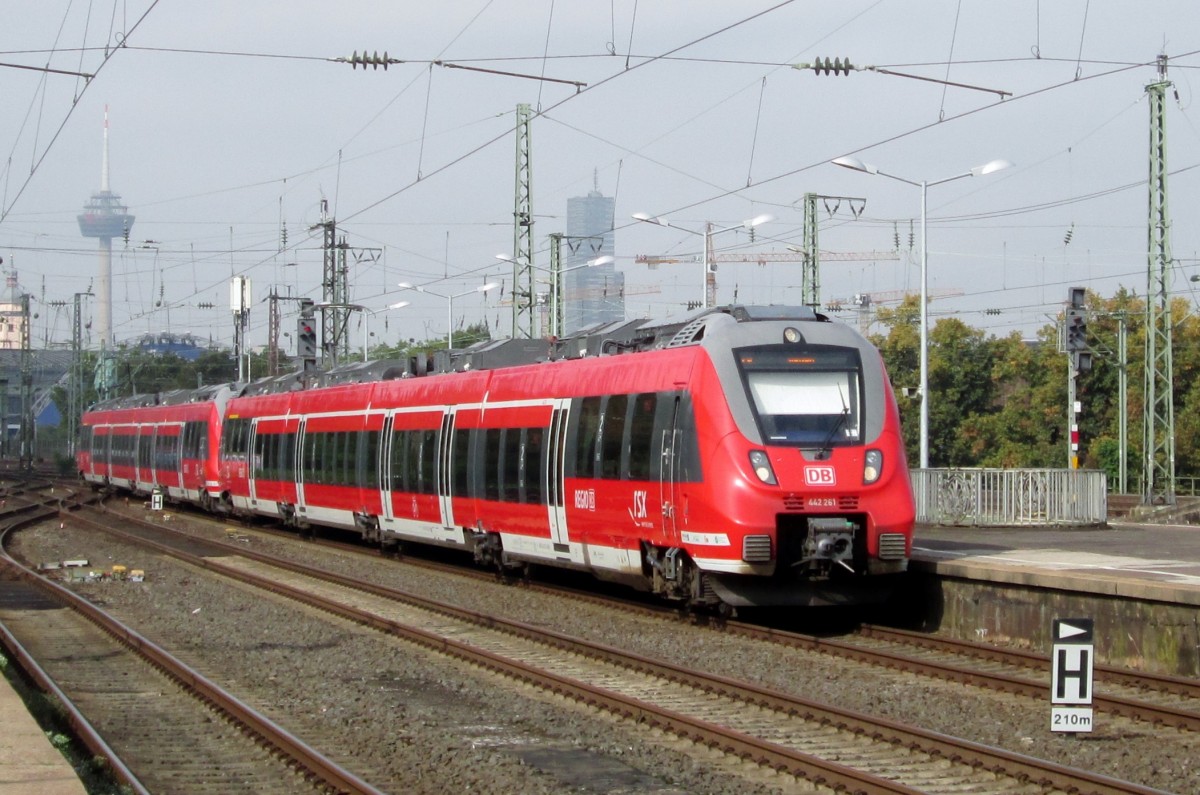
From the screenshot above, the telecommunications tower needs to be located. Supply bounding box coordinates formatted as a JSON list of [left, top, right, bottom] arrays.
[[77, 106, 134, 350]]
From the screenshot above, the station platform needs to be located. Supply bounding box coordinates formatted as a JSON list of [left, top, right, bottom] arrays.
[[910, 520, 1200, 607], [0, 669, 86, 795]]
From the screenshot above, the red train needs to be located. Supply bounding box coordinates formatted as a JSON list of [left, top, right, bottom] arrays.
[[79, 305, 915, 609]]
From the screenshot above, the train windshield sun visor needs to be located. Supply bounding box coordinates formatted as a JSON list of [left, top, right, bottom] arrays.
[[737, 346, 862, 448]]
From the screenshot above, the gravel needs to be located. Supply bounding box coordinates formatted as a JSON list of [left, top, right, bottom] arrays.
[[9, 506, 1198, 794]]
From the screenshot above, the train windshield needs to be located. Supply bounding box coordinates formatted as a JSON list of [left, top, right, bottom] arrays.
[[737, 346, 862, 447]]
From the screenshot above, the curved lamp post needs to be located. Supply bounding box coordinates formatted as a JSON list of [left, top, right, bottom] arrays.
[[397, 282, 499, 350], [832, 155, 1012, 468], [315, 300, 410, 361], [497, 253, 614, 338], [632, 212, 773, 309]]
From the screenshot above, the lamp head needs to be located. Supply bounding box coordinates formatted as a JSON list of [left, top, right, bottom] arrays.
[[587, 255, 615, 267], [972, 159, 1014, 177], [832, 155, 878, 175], [632, 212, 669, 226]]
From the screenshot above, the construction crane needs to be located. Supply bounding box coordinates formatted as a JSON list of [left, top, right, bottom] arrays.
[[825, 288, 964, 334], [634, 248, 900, 309]]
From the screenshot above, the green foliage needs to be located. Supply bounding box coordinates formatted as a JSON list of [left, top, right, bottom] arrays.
[[870, 289, 1198, 482]]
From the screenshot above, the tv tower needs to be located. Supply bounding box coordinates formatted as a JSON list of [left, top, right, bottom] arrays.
[[77, 106, 134, 349]]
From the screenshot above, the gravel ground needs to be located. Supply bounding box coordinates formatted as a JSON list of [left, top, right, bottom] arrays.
[[9, 506, 1198, 794]]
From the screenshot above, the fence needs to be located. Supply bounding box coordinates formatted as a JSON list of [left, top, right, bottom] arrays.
[[911, 468, 1107, 526]]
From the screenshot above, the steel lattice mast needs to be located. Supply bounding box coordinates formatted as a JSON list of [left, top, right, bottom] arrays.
[[511, 103, 535, 338], [1143, 54, 1176, 505]]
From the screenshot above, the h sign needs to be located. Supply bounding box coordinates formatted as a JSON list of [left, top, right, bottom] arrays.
[[1050, 617, 1095, 733]]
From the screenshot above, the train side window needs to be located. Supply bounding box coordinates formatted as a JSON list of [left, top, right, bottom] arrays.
[[452, 428, 473, 498], [280, 433, 294, 480], [273, 433, 284, 480], [309, 433, 321, 485], [302, 432, 319, 484], [332, 432, 344, 486], [420, 429, 438, 494], [396, 429, 415, 492], [673, 392, 703, 483], [361, 430, 381, 489], [600, 395, 627, 480], [484, 429, 502, 501], [503, 429, 522, 502], [407, 429, 419, 492], [253, 431, 267, 479], [412, 430, 426, 494], [413, 430, 426, 494], [523, 426, 544, 505], [571, 396, 602, 479], [346, 432, 356, 487], [626, 392, 657, 481]]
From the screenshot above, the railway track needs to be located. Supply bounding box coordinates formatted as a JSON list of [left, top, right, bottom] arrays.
[[55, 503, 1172, 795], [0, 498, 386, 795], [195, 503, 1200, 732]]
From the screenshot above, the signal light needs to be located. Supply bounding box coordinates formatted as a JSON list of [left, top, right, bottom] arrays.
[[297, 318, 317, 360], [1064, 309, 1087, 352]]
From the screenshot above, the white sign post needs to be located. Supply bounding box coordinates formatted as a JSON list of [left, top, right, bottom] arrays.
[[1050, 617, 1095, 733]]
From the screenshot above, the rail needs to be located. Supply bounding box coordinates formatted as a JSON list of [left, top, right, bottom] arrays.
[[911, 467, 1107, 526]]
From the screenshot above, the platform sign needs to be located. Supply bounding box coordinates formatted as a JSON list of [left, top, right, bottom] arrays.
[[1050, 617, 1094, 733]]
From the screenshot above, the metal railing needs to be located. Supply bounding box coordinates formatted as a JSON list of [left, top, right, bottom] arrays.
[[911, 468, 1107, 527]]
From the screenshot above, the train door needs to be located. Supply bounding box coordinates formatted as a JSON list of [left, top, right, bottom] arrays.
[[379, 414, 395, 522], [659, 395, 683, 545], [135, 425, 149, 487], [152, 426, 164, 490], [294, 419, 307, 507], [436, 409, 456, 530], [247, 419, 260, 504], [545, 399, 570, 547]]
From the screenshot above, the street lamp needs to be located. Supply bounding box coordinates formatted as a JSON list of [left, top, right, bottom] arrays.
[[833, 154, 1012, 469], [632, 212, 773, 309], [397, 282, 500, 350], [314, 300, 409, 361], [496, 253, 613, 338]]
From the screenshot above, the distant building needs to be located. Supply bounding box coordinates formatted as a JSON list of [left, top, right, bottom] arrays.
[[0, 272, 28, 350], [563, 186, 623, 335], [128, 331, 217, 361]]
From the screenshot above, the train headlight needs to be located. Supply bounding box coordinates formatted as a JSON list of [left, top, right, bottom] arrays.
[[862, 449, 883, 484], [748, 450, 777, 485], [783, 326, 803, 344]]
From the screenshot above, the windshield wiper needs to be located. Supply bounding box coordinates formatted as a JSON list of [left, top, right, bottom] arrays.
[[815, 384, 851, 460], [815, 408, 849, 460]]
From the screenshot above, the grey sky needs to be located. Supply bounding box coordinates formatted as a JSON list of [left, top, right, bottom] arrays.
[[3, 1, 1198, 350]]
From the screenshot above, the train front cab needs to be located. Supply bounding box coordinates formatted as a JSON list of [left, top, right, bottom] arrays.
[[672, 321, 915, 608]]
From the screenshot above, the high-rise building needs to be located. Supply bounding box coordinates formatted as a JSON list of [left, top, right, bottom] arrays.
[[564, 185, 623, 335]]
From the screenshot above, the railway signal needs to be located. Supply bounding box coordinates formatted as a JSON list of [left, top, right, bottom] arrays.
[[297, 298, 317, 370]]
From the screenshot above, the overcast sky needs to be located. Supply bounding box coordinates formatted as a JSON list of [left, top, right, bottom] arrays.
[[3, 1, 1199, 351]]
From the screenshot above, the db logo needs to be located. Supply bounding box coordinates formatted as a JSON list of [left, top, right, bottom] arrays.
[[805, 466, 837, 486]]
